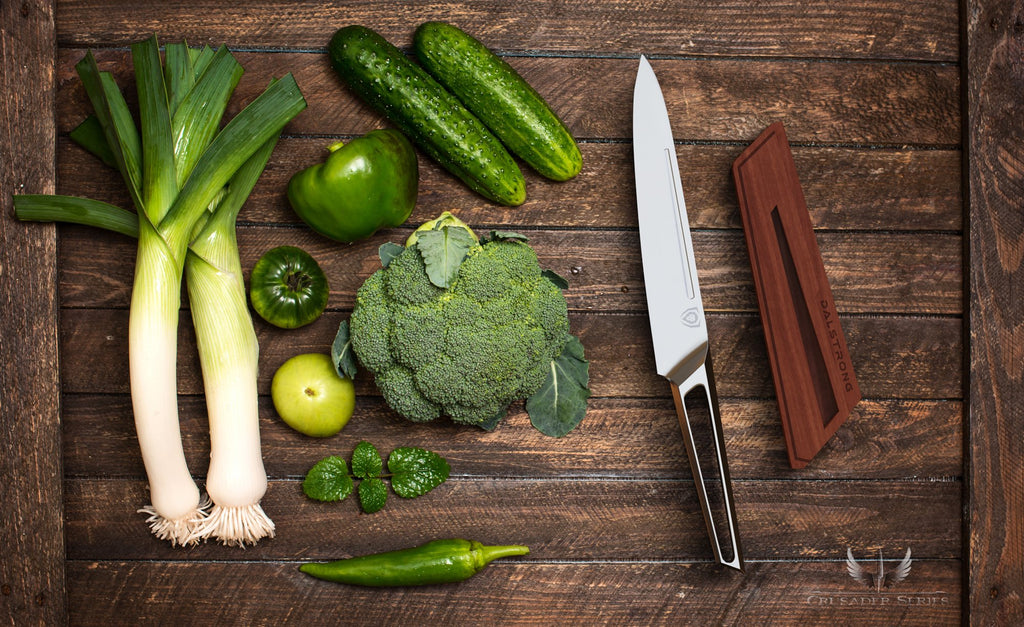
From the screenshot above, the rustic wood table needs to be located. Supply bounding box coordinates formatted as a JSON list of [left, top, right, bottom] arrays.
[[2, 1, 1021, 624]]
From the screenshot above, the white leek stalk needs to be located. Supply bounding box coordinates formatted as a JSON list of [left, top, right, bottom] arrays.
[[185, 137, 278, 546]]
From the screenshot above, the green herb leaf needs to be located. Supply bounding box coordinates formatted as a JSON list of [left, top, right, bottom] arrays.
[[379, 242, 405, 268], [487, 230, 528, 243], [332, 320, 358, 380], [542, 269, 570, 290], [351, 440, 383, 479], [526, 334, 591, 437], [358, 477, 388, 513], [302, 455, 354, 502], [416, 225, 476, 288], [388, 447, 451, 498]]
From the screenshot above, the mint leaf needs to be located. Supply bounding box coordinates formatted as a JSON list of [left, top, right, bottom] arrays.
[[358, 477, 388, 513], [416, 225, 475, 288], [303, 456, 354, 502], [388, 447, 451, 498], [379, 242, 405, 268], [331, 319, 358, 380], [351, 440, 383, 479], [526, 335, 591, 437]]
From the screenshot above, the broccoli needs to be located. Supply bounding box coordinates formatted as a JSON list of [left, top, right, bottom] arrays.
[[347, 212, 588, 434]]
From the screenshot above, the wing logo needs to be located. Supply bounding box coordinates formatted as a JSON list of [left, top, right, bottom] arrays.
[[846, 547, 912, 593]]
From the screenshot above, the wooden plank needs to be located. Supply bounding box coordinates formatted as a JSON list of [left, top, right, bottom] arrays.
[[53, 0, 959, 62], [57, 138, 964, 232], [66, 559, 961, 625], [55, 51, 961, 145], [0, 0, 65, 624], [63, 478, 961, 561], [55, 226, 962, 315], [965, 0, 1024, 623], [61, 395, 962, 481], [57, 310, 963, 400]]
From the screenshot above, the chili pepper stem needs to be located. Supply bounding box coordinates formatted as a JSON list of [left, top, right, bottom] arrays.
[[474, 542, 530, 567]]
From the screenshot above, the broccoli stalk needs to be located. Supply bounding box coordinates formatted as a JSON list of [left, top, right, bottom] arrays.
[[343, 212, 590, 436]]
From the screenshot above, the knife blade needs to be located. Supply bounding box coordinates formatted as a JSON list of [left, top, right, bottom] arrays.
[[632, 55, 743, 571]]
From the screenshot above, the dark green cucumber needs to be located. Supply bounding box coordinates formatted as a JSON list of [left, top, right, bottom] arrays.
[[328, 25, 525, 206], [413, 22, 582, 182]]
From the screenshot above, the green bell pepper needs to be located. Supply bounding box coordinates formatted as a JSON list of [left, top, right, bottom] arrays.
[[287, 129, 418, 242]]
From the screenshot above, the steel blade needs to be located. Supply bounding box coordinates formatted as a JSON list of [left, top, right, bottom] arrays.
[[632, 55, 708, 384]]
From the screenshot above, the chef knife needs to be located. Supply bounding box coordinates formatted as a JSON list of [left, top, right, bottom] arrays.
[[632, 55, 743, 571]]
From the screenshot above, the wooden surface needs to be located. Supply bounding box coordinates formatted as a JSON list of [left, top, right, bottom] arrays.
[[1, 0, 1020, 624]]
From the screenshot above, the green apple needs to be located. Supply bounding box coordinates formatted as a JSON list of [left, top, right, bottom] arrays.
[[272, 353, 355, 437]]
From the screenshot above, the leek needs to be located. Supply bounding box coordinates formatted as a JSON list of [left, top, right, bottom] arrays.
[[14, 36, 306, 545]]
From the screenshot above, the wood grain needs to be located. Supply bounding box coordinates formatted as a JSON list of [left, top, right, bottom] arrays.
[[66, 560, 961, 626], [54, 225, 962, 315], [55, 50, 961, 146], [61, 395, 962, 481], [63, 478, 960, 561], [52, 0, 960, 62], [56, 309, 963, 400], [966, 0, 1024, 623], [0, 0, 985, 622], [57, 138, 964, 232], [0, 0, 65, 624]]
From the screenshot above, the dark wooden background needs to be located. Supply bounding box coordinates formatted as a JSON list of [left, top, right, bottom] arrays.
[[2, 0, 1021, 624]]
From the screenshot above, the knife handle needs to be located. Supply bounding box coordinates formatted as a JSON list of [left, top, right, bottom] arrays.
[[670, 359, 743, 571]]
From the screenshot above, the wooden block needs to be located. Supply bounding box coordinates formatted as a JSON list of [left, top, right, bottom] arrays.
[[732, 122, 861, 469]]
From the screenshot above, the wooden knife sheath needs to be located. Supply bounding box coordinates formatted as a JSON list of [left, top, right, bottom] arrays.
[[732, 122, 861, 469]]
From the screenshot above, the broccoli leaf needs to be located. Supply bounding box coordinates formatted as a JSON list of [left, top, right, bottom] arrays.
[[416, 225, 476, 288], [475, 407, 508, 432], [378, 242, 405, 268], [526, 335, 591, 437], [302, 455, 354, 502], [542, 269, 570, 290], [485, 230, 528, 243], [358, 477, 388, 513], [331, 319, 358, 380], [388, 447, 451, 498], [351, 440, 383, 479]]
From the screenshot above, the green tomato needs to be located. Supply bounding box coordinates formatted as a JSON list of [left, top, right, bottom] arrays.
[[287, 129, 419, 243], [272, 353, 356, 437], [250, 246, 329, 329]]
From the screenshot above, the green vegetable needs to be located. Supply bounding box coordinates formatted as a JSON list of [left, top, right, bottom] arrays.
[[299, 538, 529, 587], [287, 129, 419, 242], [345, 211, 590, 436], [327, 25, 525, 206], [413, 22, 582, 182], [249, 246, 329, 329], [13, 36, 306, 546], [303, 442, 450, 513]]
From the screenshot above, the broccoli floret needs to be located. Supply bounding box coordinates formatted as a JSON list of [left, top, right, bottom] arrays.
[[349, 215, 576, 430]]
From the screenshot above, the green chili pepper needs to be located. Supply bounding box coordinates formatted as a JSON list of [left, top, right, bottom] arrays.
[[299, 538, 529, 587], [287, 129, 418, 243], [249, 245, 329, 329]]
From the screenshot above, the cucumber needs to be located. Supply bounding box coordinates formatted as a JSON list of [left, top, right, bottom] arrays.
[[328, 25, 526, 206], [413, 21, 582, 182]]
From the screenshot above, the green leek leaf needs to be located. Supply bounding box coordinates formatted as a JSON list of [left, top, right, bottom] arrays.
[[132, 35, 177, 224]]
